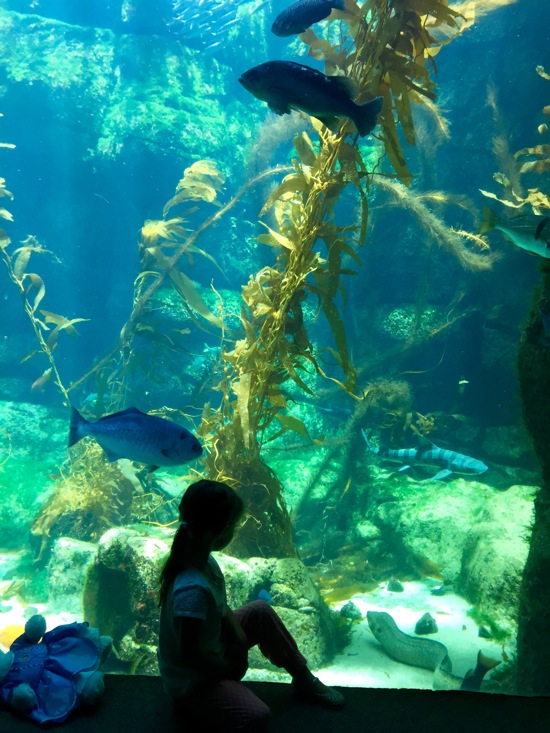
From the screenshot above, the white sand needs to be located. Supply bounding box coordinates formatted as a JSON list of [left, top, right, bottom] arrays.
[[246, 580, 508, 690]]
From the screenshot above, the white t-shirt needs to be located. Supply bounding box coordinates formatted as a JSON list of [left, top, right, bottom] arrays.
[[157, 555, 227, 698]]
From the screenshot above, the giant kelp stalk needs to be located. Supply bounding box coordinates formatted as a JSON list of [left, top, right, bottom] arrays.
[[511, 66, 550, 695], [197, 0, 480, 557]]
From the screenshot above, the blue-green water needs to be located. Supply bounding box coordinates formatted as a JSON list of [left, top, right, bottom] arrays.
[[0, 0, 548, 700]]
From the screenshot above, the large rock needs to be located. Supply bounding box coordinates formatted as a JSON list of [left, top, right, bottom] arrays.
[[373, 474, 535, 625], [374, 476, 494, 582], [457, 484, 535, 623], [48, 537, 98, 614], [83, 527, 339, 675]]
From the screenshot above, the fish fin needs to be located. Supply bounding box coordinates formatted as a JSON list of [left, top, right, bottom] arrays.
[[353, 95, 383, 137], [479, 206, 496, 236], [68, 406, 88, 448], [98, 406, 146, 421], [316, 115, 342, 133], [103, 447, 122, 462], [267, 96, 291, 115], [477, 650, 501, 672], [431, 468, 452, 480], [416, 434, 439, 450], [534, 217, 549, 240]]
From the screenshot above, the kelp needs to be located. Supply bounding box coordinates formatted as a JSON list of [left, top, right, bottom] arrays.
[[376, 178, 497, 269], [482, 68, 550, 213], [5, 2, 508, 559], [194, 0, 493, 557], [1, 125, 88, 403], [0, 233, 89, 403]]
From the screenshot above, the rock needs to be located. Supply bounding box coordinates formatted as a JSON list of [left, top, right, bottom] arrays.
[[457, 485, 535, 624], [48, 537, 98, 614], [414, 612, 438, 635], [482, 426, 535, 465], [375, 477, 494, 582], [387, 578, 404, 592], [83, 527, 339, 672], [340, 601, 363, 621]]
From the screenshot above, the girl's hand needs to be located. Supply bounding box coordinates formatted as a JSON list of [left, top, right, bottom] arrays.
[[225, 637, 249, 681]]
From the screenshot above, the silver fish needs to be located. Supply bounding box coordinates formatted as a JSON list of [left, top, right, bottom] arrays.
[[69, 406, 202, 470], [480, 206, 550, 258]]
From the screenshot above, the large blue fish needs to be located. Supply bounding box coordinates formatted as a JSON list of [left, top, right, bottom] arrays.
[[272, 0, 347, 37], [239, 61, 383, 137], [69, 406, 203, 470], [361, 429, 487, 481]]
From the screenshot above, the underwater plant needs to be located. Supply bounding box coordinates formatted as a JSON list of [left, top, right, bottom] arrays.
[[481, 67, 550, 213], [3, 3, 511, 564], [0, 229, 89, 403]]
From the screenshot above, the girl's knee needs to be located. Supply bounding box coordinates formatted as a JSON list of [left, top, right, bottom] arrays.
[[245, 703, 271, 732]]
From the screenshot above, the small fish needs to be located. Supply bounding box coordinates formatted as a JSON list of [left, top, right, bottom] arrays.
[[68, 406, 203, 470], [257, 588, 273, 604], [480, 206, 550, 258], [361, 429, 487, 481], [272, 0, 347, 37], [239, 61, 383, 137]]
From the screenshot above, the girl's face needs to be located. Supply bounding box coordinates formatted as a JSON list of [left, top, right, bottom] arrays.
[[212, 512, 242, 551]]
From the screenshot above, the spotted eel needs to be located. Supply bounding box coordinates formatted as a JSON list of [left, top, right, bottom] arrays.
[[367, 610, 452, 673]]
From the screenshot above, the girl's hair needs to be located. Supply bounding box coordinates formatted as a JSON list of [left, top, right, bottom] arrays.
[[158, 479, 243, 605]]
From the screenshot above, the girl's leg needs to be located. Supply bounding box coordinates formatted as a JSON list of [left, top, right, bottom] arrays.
[[233, 599, 307, 675], [234, 600, 345, 710], [179, 678, 271, 733]]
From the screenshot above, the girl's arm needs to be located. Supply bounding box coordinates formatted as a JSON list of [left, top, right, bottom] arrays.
[[222, 607, 248, 645]]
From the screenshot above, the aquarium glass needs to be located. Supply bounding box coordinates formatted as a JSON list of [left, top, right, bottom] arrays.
[[0, 0, 549, 700]]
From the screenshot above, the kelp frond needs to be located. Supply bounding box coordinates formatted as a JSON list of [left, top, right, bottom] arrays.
[[1, 128, 86, 402], [1, 234, 89, 401], [482, 68, 550, 214], [376, 178, 497, 270]]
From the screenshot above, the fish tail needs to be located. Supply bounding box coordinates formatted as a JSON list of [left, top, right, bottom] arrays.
[[68, 406, 88, 448], [479, 206, 496, 236], [477, 650, 501, 672], [354, 96, 383, 137]]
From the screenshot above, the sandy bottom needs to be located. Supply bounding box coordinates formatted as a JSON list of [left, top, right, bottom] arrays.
[[245, 580, 508, 690], [0, 554, 506, 691]]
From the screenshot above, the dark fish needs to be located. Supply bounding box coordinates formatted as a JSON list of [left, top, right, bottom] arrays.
[[239, 61, 383, 137], [460, 650, 501, 691], [68, 406, 202, 470], [272, 0, 347, 37], [480, 206, 550, 258], [361, 429, 487, 480]]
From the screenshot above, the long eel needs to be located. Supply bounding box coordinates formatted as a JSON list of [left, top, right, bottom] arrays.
[[367, 610, 452, 673]]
